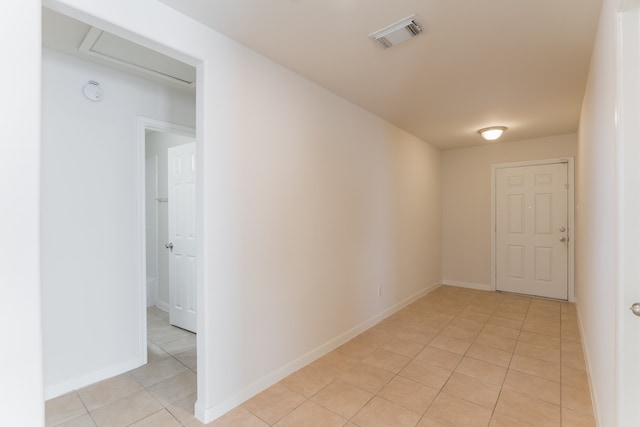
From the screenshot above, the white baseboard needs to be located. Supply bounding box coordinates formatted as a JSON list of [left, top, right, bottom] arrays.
[[156, 300, 170, 313], [196, 281, 441, 424], [575, 300, 601, 427], [441, 280, 491, 291], [44, 355, 146, 400]]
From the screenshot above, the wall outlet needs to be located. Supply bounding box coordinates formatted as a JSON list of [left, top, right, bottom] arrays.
[[377, 286, 382, 296]]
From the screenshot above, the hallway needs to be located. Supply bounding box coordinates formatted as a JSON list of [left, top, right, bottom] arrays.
[[45, 286, 594, 426]]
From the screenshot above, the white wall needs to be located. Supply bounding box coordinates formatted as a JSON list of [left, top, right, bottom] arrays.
[[0, 1, 44, 425], [44, 1, 442, 422], [576, 0, 618, 424], [41, 47, 195, 398], [442, 134, 577, 289], [145, 131, 194, 310]]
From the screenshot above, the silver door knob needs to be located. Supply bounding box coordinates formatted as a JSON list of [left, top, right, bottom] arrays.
[[165, 242, 173, 250], [559, 236, 567, 242], [559, 226, 566, 232], [631, 303, 640, 317]]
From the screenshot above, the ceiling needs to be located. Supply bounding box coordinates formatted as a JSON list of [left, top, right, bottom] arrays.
[[159, 0, 603, 149], [43, 1, 603, 150]]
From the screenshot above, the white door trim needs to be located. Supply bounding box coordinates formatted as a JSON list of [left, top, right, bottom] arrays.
[[137, 117, 196, 363], [491, 157, 575, 301], [615, 4, 640, 424]]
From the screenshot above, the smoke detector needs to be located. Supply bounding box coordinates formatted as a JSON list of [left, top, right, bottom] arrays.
[[370, 15, 424, 49]]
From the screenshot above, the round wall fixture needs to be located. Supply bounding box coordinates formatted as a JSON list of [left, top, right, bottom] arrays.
[[82, 80, 103, 102]]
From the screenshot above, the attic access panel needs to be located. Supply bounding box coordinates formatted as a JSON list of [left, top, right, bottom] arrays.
[[79, 27, 196, 88]]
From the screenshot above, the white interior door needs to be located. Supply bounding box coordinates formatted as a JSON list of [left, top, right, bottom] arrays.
[[167, 142, 196, 332], [496, 162, 568, 300]]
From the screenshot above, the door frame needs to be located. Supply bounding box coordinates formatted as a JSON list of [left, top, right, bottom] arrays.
[[490, 157, 575, 301], [137, 117, 196, 361], [615, 3, 640, 423]]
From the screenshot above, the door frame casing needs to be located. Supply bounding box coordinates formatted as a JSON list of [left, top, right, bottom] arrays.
[[137, 116, 196, 363], [490, 157, 575, 301]]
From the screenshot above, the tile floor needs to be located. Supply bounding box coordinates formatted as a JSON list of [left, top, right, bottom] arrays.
[[46, 286, 595, 426]]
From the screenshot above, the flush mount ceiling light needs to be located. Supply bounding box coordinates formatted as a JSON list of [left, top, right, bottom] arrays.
[[478, 126, 507, 141], [370, 15, 423, 49]]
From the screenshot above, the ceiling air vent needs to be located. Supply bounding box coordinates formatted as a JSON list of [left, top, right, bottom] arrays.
[[370, 15, 423, 49]]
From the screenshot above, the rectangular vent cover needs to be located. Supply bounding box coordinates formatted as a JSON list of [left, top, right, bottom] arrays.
[[370, 15, 423, 49]]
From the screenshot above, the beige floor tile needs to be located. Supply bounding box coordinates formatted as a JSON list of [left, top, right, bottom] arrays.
[[518, 331, 561, 350], [395, 326, 438, 344], [399, 359, 452, 390], [206, 407, 270, 427], [482, 324, 521, 340], [456, 310, 491, 324], [147, 341, 172, 363], [440, 324, 479, 342], [281, 365, 335, 398], [147, 370, 197, 406], [274, 401, 347, 427], [416, 417, 449, 427], [243, 383, 305, 425], [45, 392, 88, 427], [90, 389, 163, 427], [337, 337, 378, 360], [502, 370, 560, 405], [449, 316, 486, 332], [494, 389, 561, 427], [378, 376, 439, 414], [561, 339, 584, 355], [492, 309, 528, 322], [515, 341, 561, 364], [379, 337, 425, 358], [561, 384, 594, 415], [57, 414, 96, 427], [165, 393, 196, 422], [522, 320, 561, 338], [441, 372, 501, 409], [415, 346, 463, 371], [487, 315, 524, 330], [131, 357, 188, 388], [455, 357, 506, 386], [474, 333, 517, 353], [489, 412, 536, 427], [363, 349, 411, 374], [509, 354, 560, 382], [352, 396, 422, 427], [339, 362, 395, 393], [561, 350, 587, 371], [562, 407, 596, 427], [425, 392, 492, 427], [311, 379, 373, 419], [77, 374, 143, 411], [466, 343, 513, 368], [175, 349, 197, 370], [129, 409, 181, 427], [429, 334, 472, 355], [309, 350, 358, 377], [159, 334, 196, 356], [561, 365, 590, 390]]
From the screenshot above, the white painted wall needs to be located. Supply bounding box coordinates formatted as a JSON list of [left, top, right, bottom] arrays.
[[0, 1, 44, 425], [41, 47, 195, 398], [145, 131, 194, 310], [44, 1, 442, 422], [442, 134, 577, 289], [576, 0, 619, 425]]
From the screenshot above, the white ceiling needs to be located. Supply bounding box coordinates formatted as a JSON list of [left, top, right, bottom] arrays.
[[159, 0, 603, 149]]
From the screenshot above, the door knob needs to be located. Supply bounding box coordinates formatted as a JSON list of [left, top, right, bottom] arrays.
[[165, 242, 173, 250], [559, 236, 567, 243], [631, 303, 640, 317], [559, 226, 566, 232]]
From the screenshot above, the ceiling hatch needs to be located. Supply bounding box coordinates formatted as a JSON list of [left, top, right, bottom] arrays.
[[79, 27, 196, 88]]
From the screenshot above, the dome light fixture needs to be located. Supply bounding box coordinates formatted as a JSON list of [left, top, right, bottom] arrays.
[[478, 126, 507, 141]]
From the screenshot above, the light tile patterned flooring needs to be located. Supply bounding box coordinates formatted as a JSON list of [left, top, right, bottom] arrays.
[[46, 286, 595, 426]]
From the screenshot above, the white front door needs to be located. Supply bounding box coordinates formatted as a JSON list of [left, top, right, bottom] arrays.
[[167, 142, 196, 332], [495, 162, 568, 300]]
